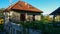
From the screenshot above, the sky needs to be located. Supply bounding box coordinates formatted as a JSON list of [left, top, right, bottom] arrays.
[[0, 0, 60, 15]]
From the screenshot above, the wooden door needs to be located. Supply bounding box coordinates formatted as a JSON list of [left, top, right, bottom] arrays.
[[20, 14, 26, 21]]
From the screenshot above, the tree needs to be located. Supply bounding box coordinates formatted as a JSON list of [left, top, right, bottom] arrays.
[[0, 8, 4, 18]]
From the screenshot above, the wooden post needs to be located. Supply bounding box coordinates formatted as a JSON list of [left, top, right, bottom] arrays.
[[59, 15, 60, 22], [53, 15, 56, 22], [33, 15, 35, 21]]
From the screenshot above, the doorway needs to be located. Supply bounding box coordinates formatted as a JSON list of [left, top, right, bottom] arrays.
[[20, 14, 26, 21]]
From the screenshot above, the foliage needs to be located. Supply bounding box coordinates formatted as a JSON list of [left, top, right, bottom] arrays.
[[0, 8, 4, 32], [0, 8, 4, 18], [0, 24, 4, 32], [12, 19, 60, 34], [0, 18, 4, 24]]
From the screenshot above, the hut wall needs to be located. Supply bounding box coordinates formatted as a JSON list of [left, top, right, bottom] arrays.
[[55, 15, 60, 22], [35, 15, 41, 21], [9, 11, 41, 21], [9, 11, 20, 22], [26, 14, 41, 21]]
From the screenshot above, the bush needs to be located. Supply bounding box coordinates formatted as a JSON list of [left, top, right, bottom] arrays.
[[0, 24, 4, 32]]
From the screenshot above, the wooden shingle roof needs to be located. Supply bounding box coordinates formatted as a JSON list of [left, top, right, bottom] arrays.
[[4, 1, 43, 13], [50, 7, 60, 15]]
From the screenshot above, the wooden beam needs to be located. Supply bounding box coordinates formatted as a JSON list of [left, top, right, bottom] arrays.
[[53, 15, 56, 22]]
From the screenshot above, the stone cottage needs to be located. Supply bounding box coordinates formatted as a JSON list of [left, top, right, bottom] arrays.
[[4, 1, 43, 34]]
